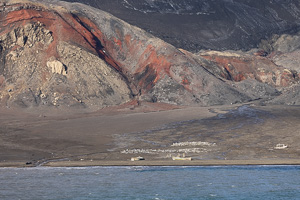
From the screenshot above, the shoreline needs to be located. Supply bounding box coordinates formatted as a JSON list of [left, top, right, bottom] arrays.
[[41, 159, 300, 167], [2, 159, 300, 168]]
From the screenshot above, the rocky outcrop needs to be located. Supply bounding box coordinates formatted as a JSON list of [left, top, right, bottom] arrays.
[[0, 0, 300, 109], [47, 60, 67, 75], [256, 29, 300, 105], [0, 0, 253, 109], [0, 3, 132, 109], [259, 31, 300, 74], [198, 51, 299, 87]]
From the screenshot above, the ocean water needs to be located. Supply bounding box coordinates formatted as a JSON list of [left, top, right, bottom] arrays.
[[1, 165, 300, 200]]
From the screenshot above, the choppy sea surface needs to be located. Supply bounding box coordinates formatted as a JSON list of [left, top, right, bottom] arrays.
[[1, 165, 300, 200]]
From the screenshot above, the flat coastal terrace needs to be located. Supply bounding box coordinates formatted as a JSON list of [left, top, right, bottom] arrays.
[[1, 103, 300, 168]]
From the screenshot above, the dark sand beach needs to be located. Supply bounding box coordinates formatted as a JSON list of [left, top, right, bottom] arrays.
[[1, 103, 300, 167]]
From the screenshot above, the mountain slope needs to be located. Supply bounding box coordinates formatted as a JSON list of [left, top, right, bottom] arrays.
[[62, 0, 300, 52], [0, 0, 299, 110]]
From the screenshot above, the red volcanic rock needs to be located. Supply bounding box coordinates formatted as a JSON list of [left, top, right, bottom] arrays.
[[66, 2, 256, 105], [198, 51, 299, 87], [0, 0, 257, 108], [0, 2, 133, 109], [0, 5, 121, 70], [0, 0, 299, 109]]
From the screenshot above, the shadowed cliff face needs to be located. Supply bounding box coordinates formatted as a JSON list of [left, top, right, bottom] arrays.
[[62, 0, 300, 52], [0, 0, 300, 109]]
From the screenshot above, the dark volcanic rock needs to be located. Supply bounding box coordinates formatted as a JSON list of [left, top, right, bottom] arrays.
[[62, 0, 300, 52], [269, 84, 300, 105]]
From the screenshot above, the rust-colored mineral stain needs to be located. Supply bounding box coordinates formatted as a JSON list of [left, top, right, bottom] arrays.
[[201, 54, 283, 83], [66, 14, 123, 72], [136, 50, 171, 91], [4, 9, 44, 26], [137, 45, 171, 81], [124, 34, 132, 47], [2, 8, 124, 72], [113, 37, 123, 50], [3, 9, 60, 61], [182, 78, 190, 85]]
